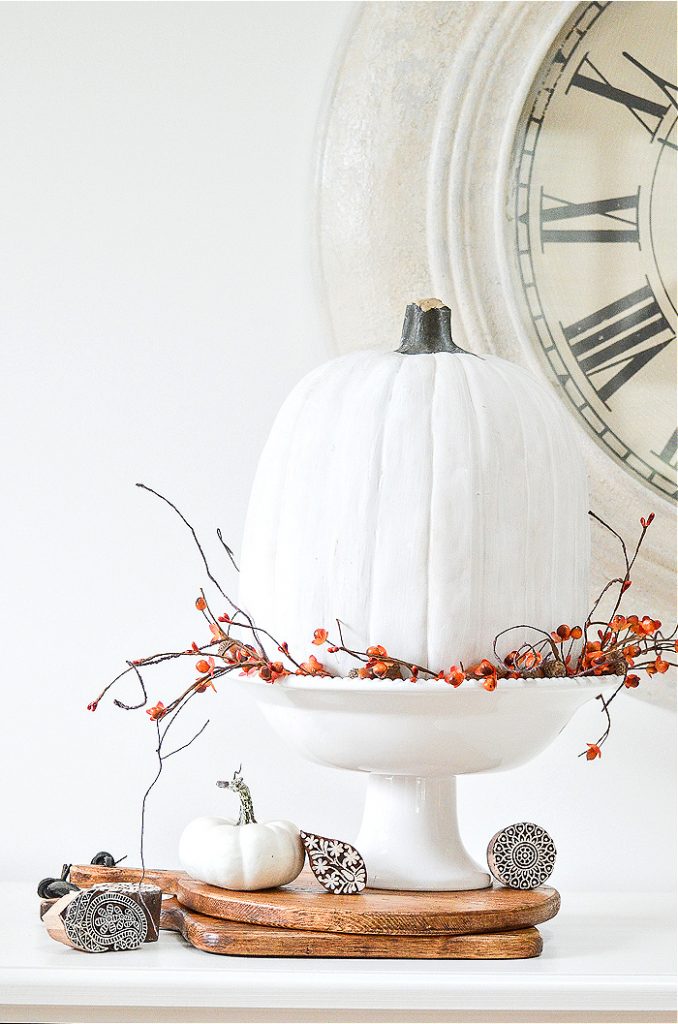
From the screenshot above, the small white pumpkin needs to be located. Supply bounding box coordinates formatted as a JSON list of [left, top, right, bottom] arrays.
[[179, 770, 304, 891]]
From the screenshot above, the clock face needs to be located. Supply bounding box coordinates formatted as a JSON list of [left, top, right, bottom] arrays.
[[513, 0, 676, 502]]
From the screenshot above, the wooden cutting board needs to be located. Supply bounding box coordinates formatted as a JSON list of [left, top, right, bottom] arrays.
[[71, 865, 560, 937], [159, 897, 543, 959]]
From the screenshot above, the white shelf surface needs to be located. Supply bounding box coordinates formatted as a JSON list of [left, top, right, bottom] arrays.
[[1, 883, 675, 1023]]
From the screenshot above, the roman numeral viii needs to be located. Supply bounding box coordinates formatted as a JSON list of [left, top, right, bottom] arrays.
[[561, 284, 674, 405], [539, 189, 640, 245], [568, 51, 677, 142]]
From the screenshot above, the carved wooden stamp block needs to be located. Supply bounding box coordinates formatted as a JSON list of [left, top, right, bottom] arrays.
[[300, 831, 367, 894], [487, 823, 557, 890], [43, 882, 162, 952]]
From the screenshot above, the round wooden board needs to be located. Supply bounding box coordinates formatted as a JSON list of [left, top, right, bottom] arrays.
[[161, 898, 543, 959], [176, 870, 560, 936]]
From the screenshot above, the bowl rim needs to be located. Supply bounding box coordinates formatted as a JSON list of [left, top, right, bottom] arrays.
[[231, 673, 624, 695]]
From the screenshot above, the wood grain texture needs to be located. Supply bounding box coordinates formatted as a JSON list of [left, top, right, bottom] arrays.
[[177, 871, 560, 936], [70, 865, 183, 895], [160, 898, 543, 959], [40, 898, 59, 920], [42, 891, 81, 948]]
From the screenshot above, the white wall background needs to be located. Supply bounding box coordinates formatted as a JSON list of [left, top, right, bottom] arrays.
[[1, 1, 674, 893]]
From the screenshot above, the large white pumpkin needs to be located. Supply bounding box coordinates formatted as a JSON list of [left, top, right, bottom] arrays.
[[239, 301, 590, 675]]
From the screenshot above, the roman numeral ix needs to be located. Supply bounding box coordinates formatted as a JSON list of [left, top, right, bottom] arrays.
[[539, 189, 640, 245], [561, 283, 675, 405]]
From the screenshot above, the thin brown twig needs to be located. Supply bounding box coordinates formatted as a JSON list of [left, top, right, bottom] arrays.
[[139, 692, 209, 877], [578, 692, 613, 758], [588, 510, 630, 573], [216, 528, 240, 573], [163, 719, 210, 760], [585, 578, 626, 630], [136, 483, 267, 657], [112, 662, 148, 711], [493, 625, 561, 664], [219, 613, 304, 671]]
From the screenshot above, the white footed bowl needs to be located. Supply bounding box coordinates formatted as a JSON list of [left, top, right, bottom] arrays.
[[235, 675, 620, 891]]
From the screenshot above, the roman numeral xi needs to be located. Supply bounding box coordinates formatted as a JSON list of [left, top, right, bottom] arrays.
[[569, 50, 677, 145], [561, 283, 675, 405]]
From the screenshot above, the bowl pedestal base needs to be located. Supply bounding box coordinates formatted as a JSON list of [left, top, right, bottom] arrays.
[[356, 774, 491, 891]]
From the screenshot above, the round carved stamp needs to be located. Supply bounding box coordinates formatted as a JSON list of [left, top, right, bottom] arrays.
[[487, 822, 556, 889]]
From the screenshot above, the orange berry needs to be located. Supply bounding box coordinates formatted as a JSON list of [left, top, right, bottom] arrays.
[[146, 701, 166, 721]]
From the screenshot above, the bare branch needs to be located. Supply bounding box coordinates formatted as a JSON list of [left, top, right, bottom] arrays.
[[112, 662, 148, 711], [216, 528, 240, 573], [163, 719, 210, 760]]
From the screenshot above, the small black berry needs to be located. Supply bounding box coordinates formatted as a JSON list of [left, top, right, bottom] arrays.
[[37, 877, 79, 899], [90, 851, 116, 867], [45, 879, 79, 899]]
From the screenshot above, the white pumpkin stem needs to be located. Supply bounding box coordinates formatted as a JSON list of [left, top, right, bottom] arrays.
[[397, 300, 468, 356], [217, 770, 257, 825]]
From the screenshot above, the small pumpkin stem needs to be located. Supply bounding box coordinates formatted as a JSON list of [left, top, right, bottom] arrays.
[[397, 300, 467, 355], [216, 770, 257, 825]]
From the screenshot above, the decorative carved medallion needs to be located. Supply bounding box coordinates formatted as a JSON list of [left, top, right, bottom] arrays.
[[487, 822, 557, 889], [300, 831, 367, 894], [60, 882, 160, 952]]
